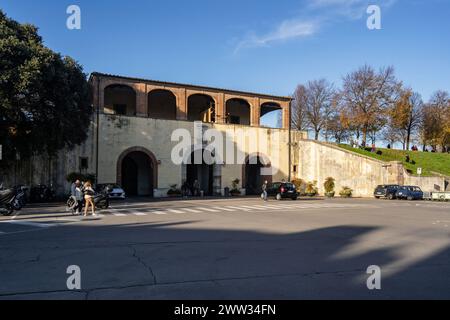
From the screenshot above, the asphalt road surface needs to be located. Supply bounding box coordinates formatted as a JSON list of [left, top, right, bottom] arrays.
[[0, 197, 449, 300]]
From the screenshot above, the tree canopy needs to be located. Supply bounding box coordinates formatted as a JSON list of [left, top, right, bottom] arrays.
[[0, 10, 92, 166]]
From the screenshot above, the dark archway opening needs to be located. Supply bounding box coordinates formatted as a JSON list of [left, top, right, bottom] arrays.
[[104, 85, 137, 116], [148, 89, 177, 120], [243, 155, 272, 195], [185, 149, 214, 196], [260, 102, 282, 128], [188, 94, 215, 123], [121, 151, 154, 197], [226, 98, 251, 125]]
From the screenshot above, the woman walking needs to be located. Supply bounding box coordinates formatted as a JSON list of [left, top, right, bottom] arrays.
[[83, 182, 96, 217]]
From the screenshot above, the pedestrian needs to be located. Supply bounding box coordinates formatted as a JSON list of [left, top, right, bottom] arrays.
[[193, 180, 200, 197], [83, 181, 96, 217], [74, 180, 84, 215], [261, 180, 268, 202]]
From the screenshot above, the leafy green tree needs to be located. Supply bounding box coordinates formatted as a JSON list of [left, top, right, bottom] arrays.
[[0, 10, 92, 167]]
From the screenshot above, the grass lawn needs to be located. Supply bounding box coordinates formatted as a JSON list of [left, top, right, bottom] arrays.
[[338, 144, 450, 177]]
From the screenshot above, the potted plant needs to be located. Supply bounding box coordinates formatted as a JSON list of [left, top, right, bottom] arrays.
[[167, 184, 182, 197], [305, 181, 318, 197], [292, 178, 306, 196], [230, 179, 241, 196], [324, 177, 336, 198], [339, 186, 353, 198]]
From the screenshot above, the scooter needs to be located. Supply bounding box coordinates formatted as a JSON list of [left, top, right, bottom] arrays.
[[66, 189, 109, 215], [0, 186, 25, 216]]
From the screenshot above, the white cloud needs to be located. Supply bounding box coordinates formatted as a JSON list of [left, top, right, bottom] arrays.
[[233, 0, 397, 53], [234, 20, 319, 53]]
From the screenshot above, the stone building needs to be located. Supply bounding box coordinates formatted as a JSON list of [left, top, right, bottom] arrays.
[[68, 73, 305, 197]]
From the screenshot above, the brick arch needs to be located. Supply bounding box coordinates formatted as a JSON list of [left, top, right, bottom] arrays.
[[241, 152, 272, 189], [117, 147, 158, 189]]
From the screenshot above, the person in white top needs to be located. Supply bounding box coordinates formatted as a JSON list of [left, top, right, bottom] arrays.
[[83, 181, 96, 217]]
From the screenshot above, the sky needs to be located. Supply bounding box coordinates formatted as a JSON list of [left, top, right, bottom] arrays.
[[1, 0, 449, 129]]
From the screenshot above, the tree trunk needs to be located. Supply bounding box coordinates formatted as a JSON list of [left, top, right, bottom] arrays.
[[315, 130, 320, 141]]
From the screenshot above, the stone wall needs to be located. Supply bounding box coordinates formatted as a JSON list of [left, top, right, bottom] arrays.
[[297, 140, 448, 197]]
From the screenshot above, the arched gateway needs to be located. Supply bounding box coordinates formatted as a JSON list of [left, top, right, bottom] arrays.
[[117, 147, 158, 197]]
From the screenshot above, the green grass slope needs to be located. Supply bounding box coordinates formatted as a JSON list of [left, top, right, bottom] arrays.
[[338, 144, 450, 177]]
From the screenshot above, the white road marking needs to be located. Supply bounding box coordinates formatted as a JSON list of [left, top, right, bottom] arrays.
[[212, 207, 235, 212], [151, 210, 168, 215], [166, 209, 185, 214], [183, 208, 202, 213], [224, 206, 251, 212], [132, 211, 148, 216], [196, 207, 220, 212], [239, 206, 266, 211]]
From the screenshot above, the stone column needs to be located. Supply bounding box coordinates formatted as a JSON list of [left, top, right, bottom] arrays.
[[177, 89, 188, 121], [251, 97, 261, 127], [281, 101, 290, 129], [215, 93, 226, 124], [135, 83, 148, 117]]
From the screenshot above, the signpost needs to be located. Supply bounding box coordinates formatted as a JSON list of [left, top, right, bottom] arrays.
[[417, 167, 422, 177]]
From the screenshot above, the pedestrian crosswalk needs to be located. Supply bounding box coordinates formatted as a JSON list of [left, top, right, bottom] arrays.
[[102, 202, 368, 218]]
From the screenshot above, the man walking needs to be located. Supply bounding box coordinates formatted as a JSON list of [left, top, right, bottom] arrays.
[[262, 180, 268, 202]]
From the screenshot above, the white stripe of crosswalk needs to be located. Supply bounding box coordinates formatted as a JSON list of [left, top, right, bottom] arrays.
[[195, 207, 220, 212], [166, 209, 186, 214], [183, 208, 202, 213]]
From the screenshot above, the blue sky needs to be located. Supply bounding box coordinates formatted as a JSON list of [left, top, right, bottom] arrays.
[[2, 0, 449, 127]]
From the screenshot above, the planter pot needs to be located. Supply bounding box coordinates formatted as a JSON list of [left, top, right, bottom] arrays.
[[325, 192, 335, 198]]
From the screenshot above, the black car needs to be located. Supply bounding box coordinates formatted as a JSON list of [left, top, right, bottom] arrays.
[[267, 182, 298, 200], [395, 186, 424, 201], [374, 185, 400, 200]]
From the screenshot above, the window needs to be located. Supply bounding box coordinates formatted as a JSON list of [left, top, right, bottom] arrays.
[[293, 165, 298, 173], [113, 104, 127, 115], [79, 157, 89, 170]]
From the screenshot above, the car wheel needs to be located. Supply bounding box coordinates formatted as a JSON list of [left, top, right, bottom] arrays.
[[407, 196, 413, 201], [375, 196, 380, 199], [388, 194, 394, 200], [276, 194, 282, 201], [291, 196, 298, 201]]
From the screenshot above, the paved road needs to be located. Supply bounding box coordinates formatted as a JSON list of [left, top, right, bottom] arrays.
[[0, 197, 449, 300]]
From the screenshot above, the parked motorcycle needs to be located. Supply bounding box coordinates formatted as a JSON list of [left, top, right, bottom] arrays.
[[66, 187, 109, 215], [0, 186, 25, 216], [29, 184, 56, 203]]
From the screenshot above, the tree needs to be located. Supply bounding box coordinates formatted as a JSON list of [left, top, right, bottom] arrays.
[[422, 91, 450, 151], [340, 65, 401, 146], [301, 79, 335, 140], [0, 10, 91, 167], [291, 85, 308, 132], [389, 89, 423, 150]]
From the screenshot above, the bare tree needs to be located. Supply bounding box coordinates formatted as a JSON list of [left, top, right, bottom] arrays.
[[340, 65, 401, 146], [291, 85, 308, 131], [302, 79, 335, 140]]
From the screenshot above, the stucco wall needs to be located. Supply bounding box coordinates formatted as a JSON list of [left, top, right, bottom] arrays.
[[297, 140, 447, 197]]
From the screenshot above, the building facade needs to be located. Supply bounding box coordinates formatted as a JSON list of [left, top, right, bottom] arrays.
[[85, 73, 305, 197]]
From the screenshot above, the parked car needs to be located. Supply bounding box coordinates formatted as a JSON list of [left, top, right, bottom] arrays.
[[267, 182, 298, 201], [395, 186, 424, 201], [374, 185, 400, 200], [97, 184, 126, 200]]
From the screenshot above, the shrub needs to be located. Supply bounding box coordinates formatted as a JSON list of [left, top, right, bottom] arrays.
[[230, 179, 241, 196], [292, 178, 307, 195], [339, 186, 353, 198], [167, 184, 182, 196], [305, 181, 318, 197], [324, 177, 335, 197]]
